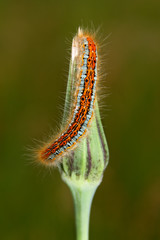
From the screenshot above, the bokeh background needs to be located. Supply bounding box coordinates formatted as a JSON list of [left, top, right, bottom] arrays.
[[0, 0, 160, 239]]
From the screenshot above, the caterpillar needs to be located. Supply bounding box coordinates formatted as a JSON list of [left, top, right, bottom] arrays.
[[38, 28, 98, 166]]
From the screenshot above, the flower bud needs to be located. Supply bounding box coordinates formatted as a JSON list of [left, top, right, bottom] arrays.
[[60, 28, 109, 184]]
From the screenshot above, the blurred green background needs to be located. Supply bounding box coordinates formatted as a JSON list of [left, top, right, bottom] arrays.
[[0, 0, 160, 239]]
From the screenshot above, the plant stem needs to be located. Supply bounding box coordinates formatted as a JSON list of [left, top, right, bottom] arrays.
[[62, 176, 101, 240], [72, 185, 95, 240]]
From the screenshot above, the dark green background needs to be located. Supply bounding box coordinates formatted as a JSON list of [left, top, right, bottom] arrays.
[[0, 0, 160, 239]]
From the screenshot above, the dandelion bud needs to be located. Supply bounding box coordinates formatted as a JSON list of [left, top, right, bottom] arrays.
[[60, 28, 109, 185]]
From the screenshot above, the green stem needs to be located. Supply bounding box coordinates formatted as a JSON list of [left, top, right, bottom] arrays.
[[62, 176, 101, 240], [72, 185, 96, 240]]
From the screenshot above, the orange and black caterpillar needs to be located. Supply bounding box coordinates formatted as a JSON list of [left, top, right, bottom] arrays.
[[38, 28, 98, 165]]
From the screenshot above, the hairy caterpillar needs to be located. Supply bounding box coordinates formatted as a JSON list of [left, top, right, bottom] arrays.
[[38, 28, 99, 166]]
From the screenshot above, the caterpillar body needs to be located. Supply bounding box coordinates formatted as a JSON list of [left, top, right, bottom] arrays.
[[38, 28, 98, 165]]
